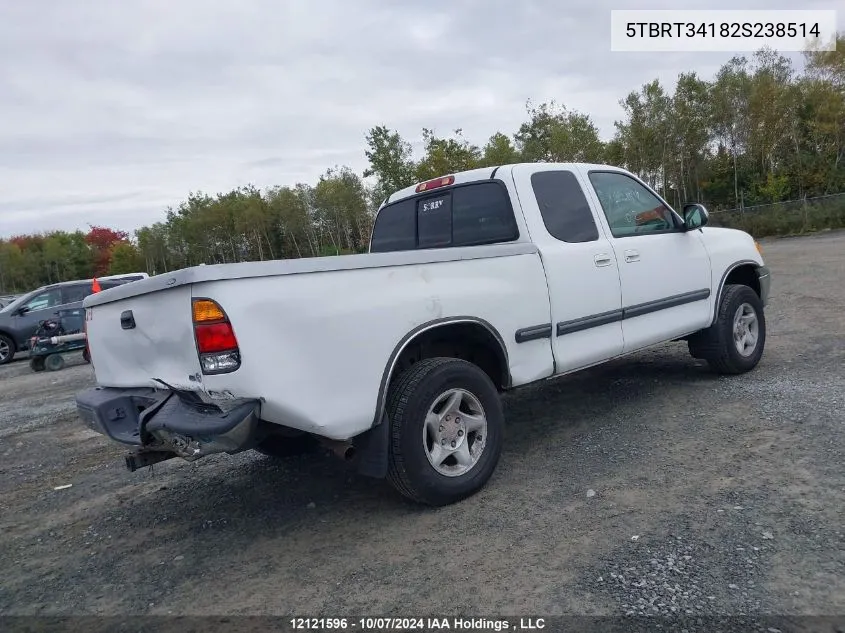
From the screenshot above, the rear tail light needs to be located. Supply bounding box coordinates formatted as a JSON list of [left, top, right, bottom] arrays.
[[192, 298, 240, 374], [193, 299, 226, 323]]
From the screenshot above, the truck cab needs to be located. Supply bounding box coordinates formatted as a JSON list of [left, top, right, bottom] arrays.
[[372, 163, 768, 377]]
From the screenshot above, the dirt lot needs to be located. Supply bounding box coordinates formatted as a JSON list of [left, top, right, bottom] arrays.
[[1, 231, 843, 623]]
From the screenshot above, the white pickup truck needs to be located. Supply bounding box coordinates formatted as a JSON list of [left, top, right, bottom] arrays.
[[76, 162, 771, 506]]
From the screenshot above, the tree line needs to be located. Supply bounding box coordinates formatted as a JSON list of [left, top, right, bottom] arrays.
[[1, 40, 843, 294]]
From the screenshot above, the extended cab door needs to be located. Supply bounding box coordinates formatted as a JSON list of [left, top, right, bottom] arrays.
[[581, 168, 712, 352], [511, 164, 624, 374]]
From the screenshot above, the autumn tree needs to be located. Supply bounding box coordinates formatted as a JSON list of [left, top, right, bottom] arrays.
[[86, 226, 130, 276]]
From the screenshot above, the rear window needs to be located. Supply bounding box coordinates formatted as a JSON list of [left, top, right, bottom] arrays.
[[101, 280, 128, 290], [370, 181, 518, 253]]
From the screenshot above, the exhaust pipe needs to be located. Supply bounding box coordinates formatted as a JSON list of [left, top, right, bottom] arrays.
[[320, 439, 356, 461]]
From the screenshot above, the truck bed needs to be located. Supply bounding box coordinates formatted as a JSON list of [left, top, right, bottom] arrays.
[[83, 242, 555, 440]]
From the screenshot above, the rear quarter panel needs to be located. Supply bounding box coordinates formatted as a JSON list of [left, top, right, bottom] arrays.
[[195, 251, 554, 440]]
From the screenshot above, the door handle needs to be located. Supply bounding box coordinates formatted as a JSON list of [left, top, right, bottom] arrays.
[[594, 253, 612, 267], [120, 310, 136, 330], [624, 249, 640, 263]]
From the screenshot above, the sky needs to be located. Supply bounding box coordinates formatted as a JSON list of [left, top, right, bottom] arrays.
[[0, 0, 841, 238]]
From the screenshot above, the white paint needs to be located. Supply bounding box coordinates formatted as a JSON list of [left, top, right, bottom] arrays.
[[197, 252, 555, 439], [83, 162, 766, 441], [511, 163, 625, 373]]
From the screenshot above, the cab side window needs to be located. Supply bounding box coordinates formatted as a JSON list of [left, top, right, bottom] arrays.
[[588, 171, 679, 238], [530, 170, 600, 243]]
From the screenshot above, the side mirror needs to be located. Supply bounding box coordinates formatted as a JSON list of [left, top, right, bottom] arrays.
[[683, 203, 709, 231], [14, 306, 29, 316]]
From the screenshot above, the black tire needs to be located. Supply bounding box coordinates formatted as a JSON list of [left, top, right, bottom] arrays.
[[29, 357, 46, 372], [45, 354, 65, 372], [254, 433, 320, 458], [688, 284, 766, 374], [385, 357, 504, 506], [0, 334, 15, 366]]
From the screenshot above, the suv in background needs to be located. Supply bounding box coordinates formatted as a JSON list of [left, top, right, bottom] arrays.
[[0, 295, 19, 309], [0, 273, 147, 365]]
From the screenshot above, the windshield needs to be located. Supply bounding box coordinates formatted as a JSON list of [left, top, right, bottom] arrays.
[[0, 290, 36, 314]]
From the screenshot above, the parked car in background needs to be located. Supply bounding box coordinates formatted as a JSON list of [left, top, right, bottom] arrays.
[[0, 295, 19, 309], [0, 273, 148, 365]]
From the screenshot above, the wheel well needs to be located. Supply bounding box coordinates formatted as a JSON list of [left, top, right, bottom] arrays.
[[0, 329, 16, 348], [724, 264, 761, 298], [390, 322, 509, 392]]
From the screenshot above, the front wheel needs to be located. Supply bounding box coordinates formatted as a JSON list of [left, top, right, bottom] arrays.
[[688, 284, 766, 374], [385, 357, 504, 506], [0, 334, 15, 366], [45, 353, 65, 372]]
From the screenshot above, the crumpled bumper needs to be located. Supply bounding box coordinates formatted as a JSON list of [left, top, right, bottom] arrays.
[[76, 386, 260, 460]]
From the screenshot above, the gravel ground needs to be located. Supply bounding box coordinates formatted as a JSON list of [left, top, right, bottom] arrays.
[[0, 231, 844, 628]]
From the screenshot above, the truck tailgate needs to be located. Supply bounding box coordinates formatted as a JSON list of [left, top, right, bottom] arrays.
[[86, 286, 202, 389]]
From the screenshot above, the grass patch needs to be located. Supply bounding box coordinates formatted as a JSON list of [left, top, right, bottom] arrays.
[[710, 198, 845, 238]]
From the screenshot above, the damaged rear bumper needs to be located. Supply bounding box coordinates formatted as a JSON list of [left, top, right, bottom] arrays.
[[76, 386, 260, 466]]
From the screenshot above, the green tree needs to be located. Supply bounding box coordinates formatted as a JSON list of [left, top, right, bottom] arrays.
[[480, 132, 521, 166], [415, 128, 482, 181], [363, 125, 417, 207], [670, 72, 711, 204], [805, 32, 845, 88], [515, 100, 605, 163], [313, 166, 371, 254], [108, 242, 145, 275], [710, 56, 752, 208]]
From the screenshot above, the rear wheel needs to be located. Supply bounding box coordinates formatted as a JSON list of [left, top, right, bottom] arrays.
[[688, 284, 766, 374], [385, 357, 504, 506], [45, 354, 65, 372], [82, 347, 91, 363], [29, 357, 46, 372], [0, 334, 15, 366]]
